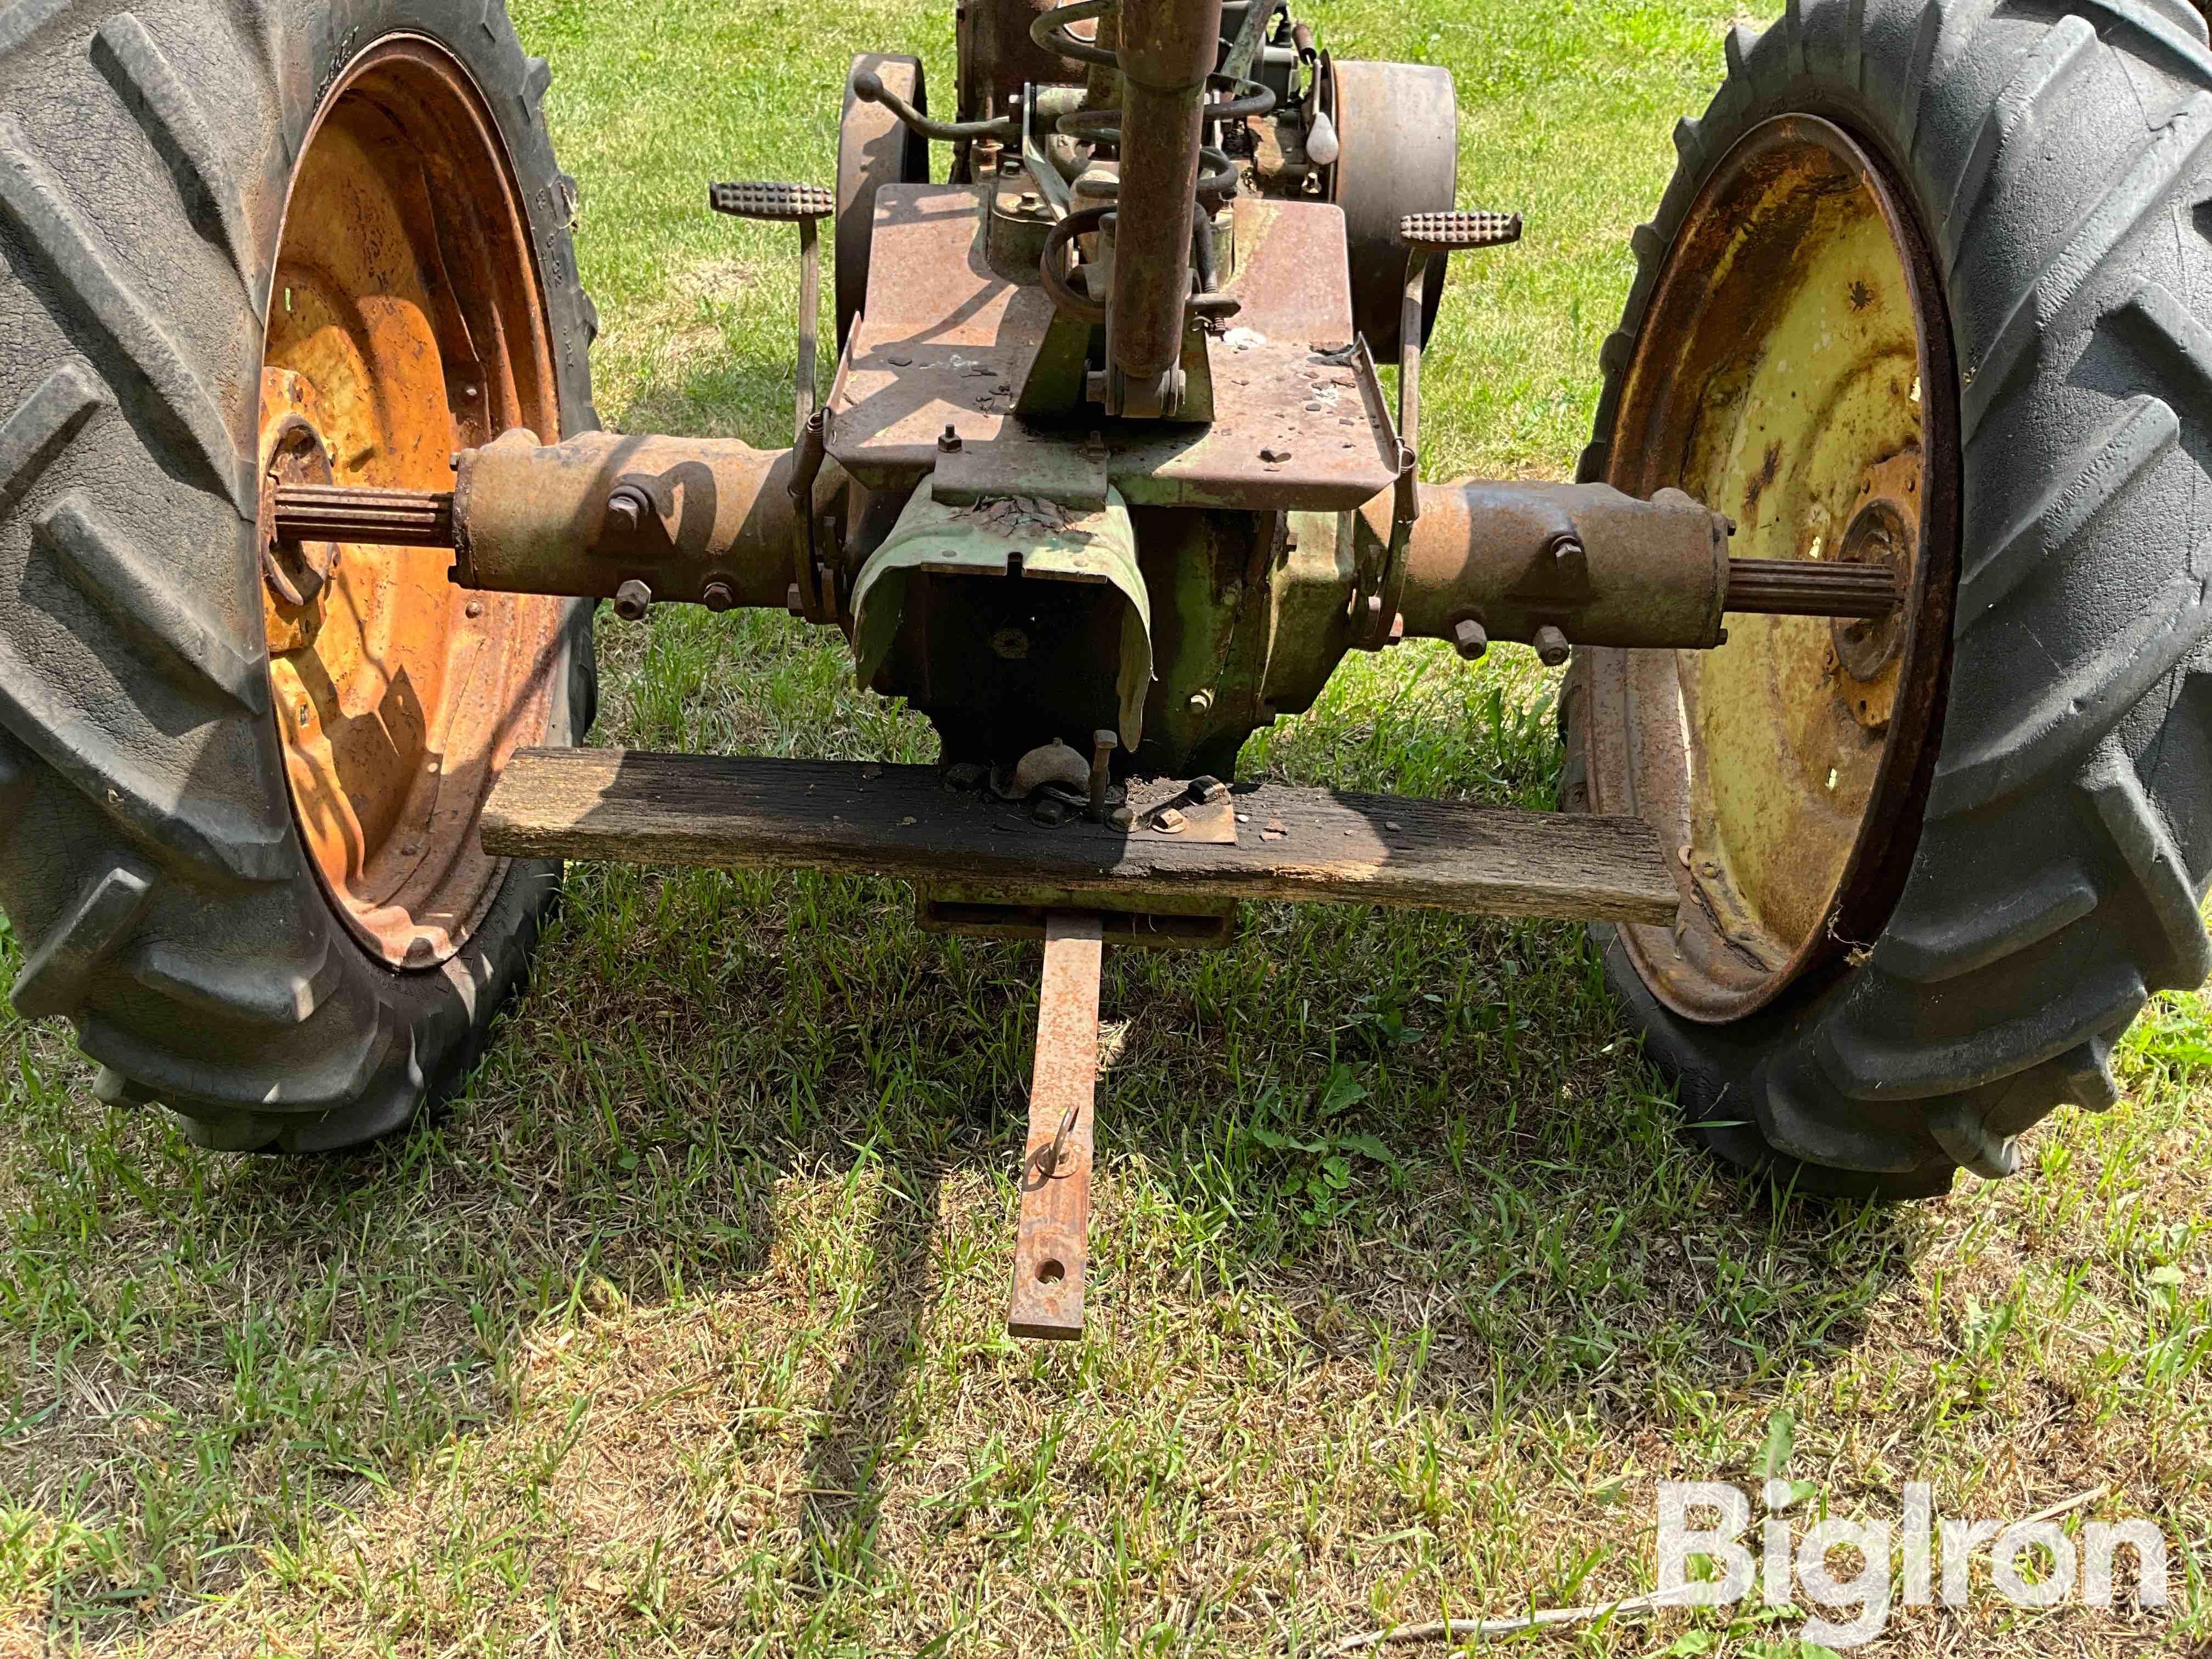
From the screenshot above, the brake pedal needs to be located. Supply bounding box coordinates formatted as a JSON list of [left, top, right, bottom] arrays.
[[707, 180, 834, 222], [708, 180, 834, 438], [1398, 210, 1524, 251]]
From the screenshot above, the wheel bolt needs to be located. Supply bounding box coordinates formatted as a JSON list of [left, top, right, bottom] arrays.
[[1452, 617, 1488, 662], [703, 580, 736, 613], [1533, 624, 1571, 668], [614, 579, 653, 622]]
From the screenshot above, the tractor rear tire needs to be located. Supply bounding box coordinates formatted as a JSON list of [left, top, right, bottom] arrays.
[[1566, 0, 2212, 1197], [0, 0, 597, 1151]]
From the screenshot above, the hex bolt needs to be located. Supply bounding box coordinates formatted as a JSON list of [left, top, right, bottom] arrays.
[[614, 579, 653, 622], [1107, 804, 1136, 830], [1088, 730, 1116, 821], [605, 483, 652, 535], [702, 580, 736, 613], [1533, 624, 1572, 668], [1187, 688, 1215, 715], [1031, 797, 1070, 827], [938, 424, 962, 454], [1154, 807, 1187, 834], [1547, 532, 1585, 566], [1190, 775, 1227, 804], [1452, 617, 1489, 662]]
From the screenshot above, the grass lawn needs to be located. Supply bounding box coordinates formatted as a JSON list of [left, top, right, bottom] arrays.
[[1, 0, 2208, 1653]]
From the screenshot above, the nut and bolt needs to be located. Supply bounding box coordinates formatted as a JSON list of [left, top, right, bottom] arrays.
[[1154, 807, 1187, 834], [1190, 775, 1227, 804], [1031, 797, 1070, 827], [944, 760, 989, 792], [938, 423, 963, 454], [1547, 532, 1585, 566], [702, 580, 736, 613], [1187, 688, 1215, 715], [614, 579, 653, 622], [1533, 624, 1572, 668], [1452, 617, 1489, 662], [605, 483, 652, 534], [1107, 803, 1135, 830]]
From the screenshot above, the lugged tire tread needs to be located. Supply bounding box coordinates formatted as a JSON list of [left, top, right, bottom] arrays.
[[1931, 564, 2212, 818], [133, 930, 332, 1026], [91, 13, 262, 314], [11, 859, 153, 1018], [0, 363, 108, 508], [0, 633, 290, 881], [0, 115, 244, 507], [1872, 864, 2098, 983], [2082, 735, 2212, 991], [0, 0, 70, 56], [1956, 393, 2177, 628], [39, 491, 266, 712], [1943, 15, 2098, 256], [1963, 90, 2212, 439]]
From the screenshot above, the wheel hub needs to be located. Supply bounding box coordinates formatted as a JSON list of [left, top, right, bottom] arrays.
[[1830, 450, 1921, 728]]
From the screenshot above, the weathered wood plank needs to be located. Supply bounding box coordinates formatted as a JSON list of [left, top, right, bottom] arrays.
[[481, 748, 1682, 926]]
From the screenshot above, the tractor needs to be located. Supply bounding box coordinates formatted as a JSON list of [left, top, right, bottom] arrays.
[[2, 0, 2209, 1336]]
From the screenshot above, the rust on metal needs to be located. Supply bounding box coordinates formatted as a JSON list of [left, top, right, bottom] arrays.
[[263, 37, 568, 969], [831, 189, 1397, 510], [1102, 0, 1224, 405], [1384, 480, 1731, 650], [451, 429, 809, 610], [1008, 912, 1104, 1341], [1581, 114, 1958, 1022]]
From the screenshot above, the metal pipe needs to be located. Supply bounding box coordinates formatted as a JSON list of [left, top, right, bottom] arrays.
[[1106, 0, 1222, 405], [449, 429, 808, 611], [1383, 481, 1732, 650], [1382, 481, 1900, 654]]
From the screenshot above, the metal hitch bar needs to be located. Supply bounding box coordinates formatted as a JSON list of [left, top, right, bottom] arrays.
[[1008, 913, 1103, 1340]]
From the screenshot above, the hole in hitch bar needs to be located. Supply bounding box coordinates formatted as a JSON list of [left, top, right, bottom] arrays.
[[1037, 1259, 1066, 1284]]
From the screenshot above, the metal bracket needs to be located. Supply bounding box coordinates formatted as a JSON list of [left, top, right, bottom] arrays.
[[1008, 912, 1103, 1340]]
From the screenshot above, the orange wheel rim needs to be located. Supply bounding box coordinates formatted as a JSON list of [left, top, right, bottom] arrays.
[[258, 36, 569, 970]]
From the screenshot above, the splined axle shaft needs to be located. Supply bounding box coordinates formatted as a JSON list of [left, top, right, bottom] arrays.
[[1724, 558, 1901, 619], [270, 484, 454, 548]]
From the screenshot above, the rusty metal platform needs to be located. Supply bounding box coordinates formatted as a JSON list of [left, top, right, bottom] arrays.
[[480, 749, 1680, 926], [824, 188, 1402, 511]]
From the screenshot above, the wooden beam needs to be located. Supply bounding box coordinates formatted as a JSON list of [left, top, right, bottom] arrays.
[[1007, 913, 1101, 1341], [481, 748, 1680, 926]]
